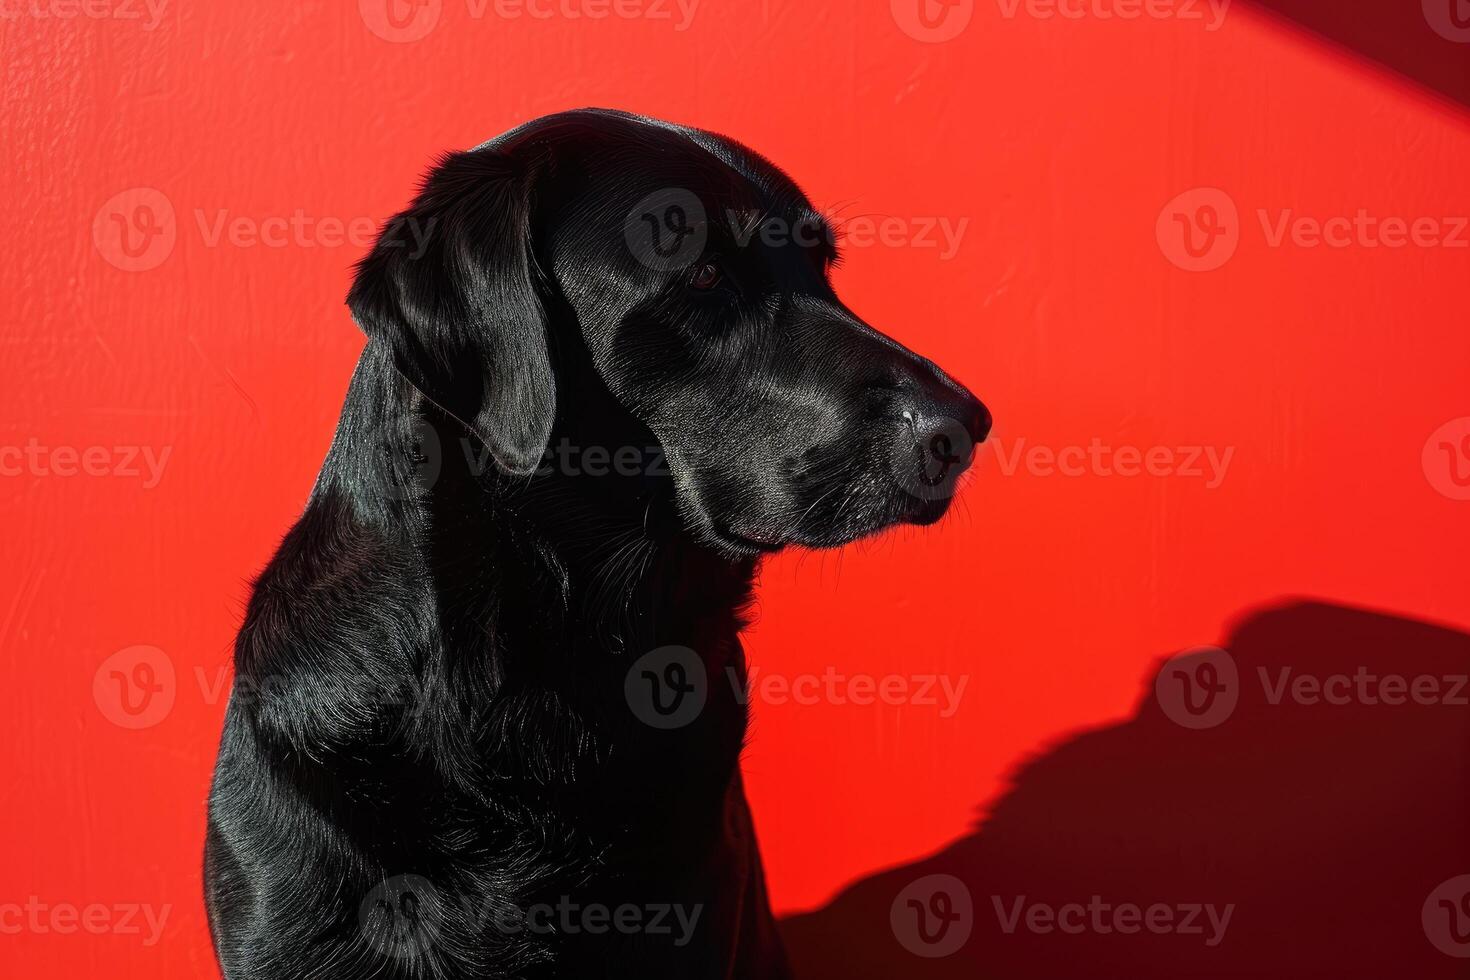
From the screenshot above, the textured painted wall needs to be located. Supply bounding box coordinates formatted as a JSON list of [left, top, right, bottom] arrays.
[[2, 0, 1469, 975]]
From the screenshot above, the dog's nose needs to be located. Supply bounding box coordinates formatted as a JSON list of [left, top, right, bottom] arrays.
[[904, 362, 990, 449], [912, 399, 989, 455], [888, 359, 990, 503], [946, 393, 991, 447]]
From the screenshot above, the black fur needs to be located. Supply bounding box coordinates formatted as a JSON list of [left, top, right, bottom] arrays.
[[204, 109, 989, 979]]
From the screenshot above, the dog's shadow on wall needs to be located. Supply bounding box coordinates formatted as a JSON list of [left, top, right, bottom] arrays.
[[779, 601, 1470, 978]]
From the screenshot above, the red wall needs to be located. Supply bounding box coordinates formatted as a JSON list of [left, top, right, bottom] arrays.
[[3, 1, 1469, 976]]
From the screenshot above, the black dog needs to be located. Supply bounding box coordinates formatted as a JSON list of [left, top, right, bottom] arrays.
[[204, 109, 989, 979]]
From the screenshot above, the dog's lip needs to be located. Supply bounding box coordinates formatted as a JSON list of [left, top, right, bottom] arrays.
[[738, 528, 784, 547], [731, 532, 784, 554], [714, 523, 786, 554], [901, 496, 952, 527]]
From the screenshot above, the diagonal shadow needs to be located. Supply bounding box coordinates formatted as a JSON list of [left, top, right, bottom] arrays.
[[780, 600, 1470, 978], [1242, 0, 1470, 115]]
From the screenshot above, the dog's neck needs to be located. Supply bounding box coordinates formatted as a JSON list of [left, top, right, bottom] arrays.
[[317, 342, 758, 661], [246, 344, 759, 848]]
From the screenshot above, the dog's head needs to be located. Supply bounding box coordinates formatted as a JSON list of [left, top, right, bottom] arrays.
[[349, 109, 990, 556]]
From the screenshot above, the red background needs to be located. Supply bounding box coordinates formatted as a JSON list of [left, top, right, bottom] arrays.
[[3, 0, 1469, 976]]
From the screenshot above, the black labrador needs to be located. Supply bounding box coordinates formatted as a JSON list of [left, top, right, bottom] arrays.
[[204, 108, 990, 980]]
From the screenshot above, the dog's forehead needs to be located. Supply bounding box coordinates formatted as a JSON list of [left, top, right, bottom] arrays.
[[492, 108, 815, 223], [592, 111, 775, 188]]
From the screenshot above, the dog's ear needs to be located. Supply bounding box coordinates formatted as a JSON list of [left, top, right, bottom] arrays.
[[348, 149, 555, 477]]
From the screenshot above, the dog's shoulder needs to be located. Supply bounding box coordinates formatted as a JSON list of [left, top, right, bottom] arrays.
[[231, 486, 434, 752]]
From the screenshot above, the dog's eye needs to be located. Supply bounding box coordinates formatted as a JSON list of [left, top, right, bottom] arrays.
[[689, 260, 722, 291]]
